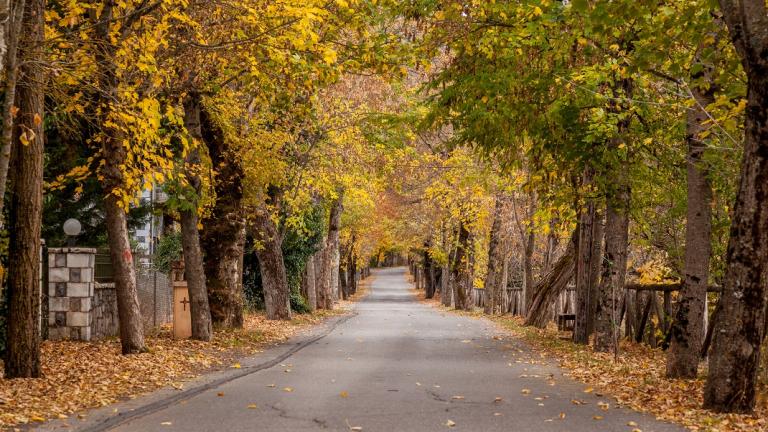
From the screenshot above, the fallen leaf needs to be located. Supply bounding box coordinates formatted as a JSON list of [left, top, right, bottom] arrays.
[[494, 396, 503, 403], [593, 415, 603, 420], [521, 389, 531, 395], [583, 387, 594, 393], [231, 363, 241, 369], [217, 392, 224, 397], [340, 391, 349, 398], [283, 387, 293, 392], [451, 395, 464, 400], [161, 421, 172, 426], [247, 404, 258, 409], [445, 419, 456, 427]]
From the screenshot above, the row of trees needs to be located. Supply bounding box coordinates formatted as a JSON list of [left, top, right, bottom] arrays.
[[1, 0, 412, 379], [396, 0, 766, 415]]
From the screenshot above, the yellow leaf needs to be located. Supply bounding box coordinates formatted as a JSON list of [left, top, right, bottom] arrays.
[[33, 113, 42, 126], [340, 391, 349, 398], [232, 363, 241, 369], [247, 404, 258, 409]]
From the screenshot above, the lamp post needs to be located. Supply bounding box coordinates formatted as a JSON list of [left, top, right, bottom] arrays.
[[63, 218, 82, 247]]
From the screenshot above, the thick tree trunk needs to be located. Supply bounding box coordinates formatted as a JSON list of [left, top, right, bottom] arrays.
[[452, 222, 471, 311], [594, 190, 630, 353], [302, 255, 317, 311], [594, 78, 633, 354], [201, 106, 245, 328], [525, 231, 577, 328], [0, 0, 25, 219], [574, 176, 601, 345], [704, 3, 768, 411], [180, 93, 212, 341], [319, 193, 343, 309], [253, 208, 291, 320], [667, 59, 716, 378], [315, 242, 329, 309], [94, 1, 146, 354], [485, 197, 506, 314], [441, 263, 452, 307], [4, 0, 42, 377]]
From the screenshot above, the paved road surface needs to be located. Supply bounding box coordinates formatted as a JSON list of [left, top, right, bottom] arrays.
[[108, 267, 682, 432]]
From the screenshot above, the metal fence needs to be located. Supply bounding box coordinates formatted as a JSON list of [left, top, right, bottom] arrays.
[[94, 251, 173, 331]]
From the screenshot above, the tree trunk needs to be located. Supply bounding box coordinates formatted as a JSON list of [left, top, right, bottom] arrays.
[[4, 0, 42, 378], [315, 242, 329, 309], [0, 0, 25, 220], [452, 222, 471, 311], [522, 228, 535, 314], [525, 231, 577, 328], [485, 197, 506, 314], [423, 246, 436, 299], [320, 193, 343, 309], [201, 105, 245, 328], [253, 208, 291, 320], [302, 255, 317, 311], [594, 77, 633, 355], [94, 1, 146, 354], [667, 54, 716, 378], [574, 174, 601, 345], [179, 93, 212, 341], [349, 252, 357, 295], [704, 1, 768, 412]]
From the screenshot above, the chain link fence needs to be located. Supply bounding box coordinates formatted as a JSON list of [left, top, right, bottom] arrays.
[[94, 251, 173, 331]]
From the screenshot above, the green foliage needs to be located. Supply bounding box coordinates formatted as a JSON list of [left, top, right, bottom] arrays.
[[152, 232, 183, 274]]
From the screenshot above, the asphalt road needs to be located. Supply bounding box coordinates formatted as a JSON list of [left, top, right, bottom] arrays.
[[109, 267, 683, 432]]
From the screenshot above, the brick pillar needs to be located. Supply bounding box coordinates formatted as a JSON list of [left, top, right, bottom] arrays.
[[47, 248, 96, 341]]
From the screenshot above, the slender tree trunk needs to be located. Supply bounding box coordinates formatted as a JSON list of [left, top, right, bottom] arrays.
[[349, 252, 357, 295], [253, 208, 291, 320], [4, 0, 42, 377], [704, 2, 768, 411], [452, 222, 471, 311], [423, 245, 436, 299], [178, 92, 212, 341], [94, 1, 146, 354], [522, 228, 535, 313], [485, 197, 506, 314], [667, 56, 716, 378], [200, 106, 245, 328], [525, 231, 577, 328], [0, 0, 25, 220]]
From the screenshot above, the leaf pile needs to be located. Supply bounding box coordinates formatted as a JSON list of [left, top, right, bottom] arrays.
[[0, 309, 344, 428]]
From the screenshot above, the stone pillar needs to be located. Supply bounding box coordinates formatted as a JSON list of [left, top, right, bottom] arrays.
[[47, 248, 96, 341]]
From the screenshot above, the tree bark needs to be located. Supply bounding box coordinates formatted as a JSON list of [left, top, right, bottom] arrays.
[[319, 193, 343, 309], [574, 172, 601, 345], [525, 231, 577, 328], [423, 245, 436, 299], [200, 105, 245, 328], [315, 241, 329, 309], [485, 197, 506, 314], [179, 93, 212, 341], [667, 52, 716, 378], [302, 255, 317, 311], [522, 227, 535, 313], [704, 0, 768, 412], [0, 0, 25, 220], [594, 77, 633, 355], [452, 221, 471, 311], [4, 0, 42, 378], [94, 1, 146, 354], [253, 207, 291, 320]]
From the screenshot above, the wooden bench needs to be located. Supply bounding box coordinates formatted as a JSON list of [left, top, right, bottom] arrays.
[[557, 314, 576, 331]]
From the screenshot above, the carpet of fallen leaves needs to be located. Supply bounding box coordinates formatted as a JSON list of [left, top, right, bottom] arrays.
[[417, 289, 768, 432], [0, 309, 346, 428]]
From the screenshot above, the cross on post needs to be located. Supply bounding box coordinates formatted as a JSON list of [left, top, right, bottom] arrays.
[[180, 296, 190, 311]]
